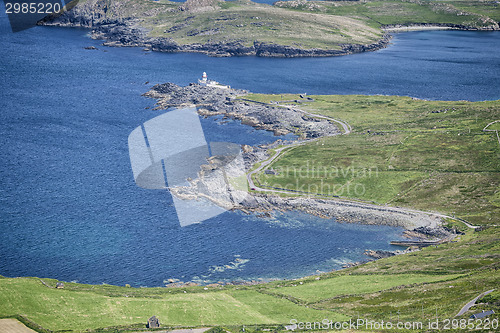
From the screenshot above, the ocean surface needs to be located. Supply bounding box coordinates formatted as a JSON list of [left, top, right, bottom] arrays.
[[0, 13, 499, 286]]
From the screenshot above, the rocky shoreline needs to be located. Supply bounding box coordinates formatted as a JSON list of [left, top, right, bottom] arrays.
[[42, 17, 500, 58], [382, 22, 500, 32], [94, 20, 393, 58], [239, 193, 444, 230], [161, 245, 425, 288]]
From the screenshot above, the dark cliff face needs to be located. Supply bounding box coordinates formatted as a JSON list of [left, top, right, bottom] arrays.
[[39, 0, 110, 28]]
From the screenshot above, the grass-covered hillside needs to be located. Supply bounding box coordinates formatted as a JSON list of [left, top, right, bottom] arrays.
[[145, 1, 383, 49], [250, 95, 500, 226], [1, 225, 498, 332]]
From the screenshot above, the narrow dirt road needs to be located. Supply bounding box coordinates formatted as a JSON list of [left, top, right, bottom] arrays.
[[455, 289, 495, 317]]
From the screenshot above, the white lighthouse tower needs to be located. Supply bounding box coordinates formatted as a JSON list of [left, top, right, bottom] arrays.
[[198, 71, 230, 89]]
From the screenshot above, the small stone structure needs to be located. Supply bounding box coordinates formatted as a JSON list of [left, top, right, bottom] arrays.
[[147, 315, 160, 328], [470, 310, 495, 319], [55, 282, 64, 289], [264, 168, 278, 175]]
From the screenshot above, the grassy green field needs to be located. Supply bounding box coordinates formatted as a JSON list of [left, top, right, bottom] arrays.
[[249, 94, 500, 225], [0, 278, 346, 331], [1, 226, 498, 332], [446, 0, 500, 23], [306, 227, 500, 323], [267, 274, 464, 303]]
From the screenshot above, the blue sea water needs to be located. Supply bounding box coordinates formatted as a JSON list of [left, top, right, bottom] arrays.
[[0, 13, 499, 286]]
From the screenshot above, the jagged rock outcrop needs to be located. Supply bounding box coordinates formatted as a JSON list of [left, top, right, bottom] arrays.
[[180, 0, 222, 13], [403, 226, 454, 240], [364, 250, 398, 259], [40, 0, 118, 28]]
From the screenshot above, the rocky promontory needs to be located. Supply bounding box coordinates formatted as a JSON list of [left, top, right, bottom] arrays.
[[145, 82, 340, 138]]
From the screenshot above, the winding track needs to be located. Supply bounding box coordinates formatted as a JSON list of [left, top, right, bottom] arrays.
[[483, 120, 500, 146], [244, 100, 480, 230], [246, 101, 351, 191]]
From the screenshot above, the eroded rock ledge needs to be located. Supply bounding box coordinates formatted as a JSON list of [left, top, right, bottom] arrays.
[[239, 193, 445, 230]]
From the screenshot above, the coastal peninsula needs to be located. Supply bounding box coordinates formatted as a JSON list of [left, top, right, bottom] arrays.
[[143, 81, 498, 237], [41, 0, 500, 57]]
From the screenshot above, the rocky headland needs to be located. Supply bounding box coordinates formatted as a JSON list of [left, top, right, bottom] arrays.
[[42, 16, 392, 58], [144, 82, 339, 138], [38, 0, 394, 58]]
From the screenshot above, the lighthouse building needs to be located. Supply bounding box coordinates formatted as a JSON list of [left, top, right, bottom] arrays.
[[198, 72, 230, 89]]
